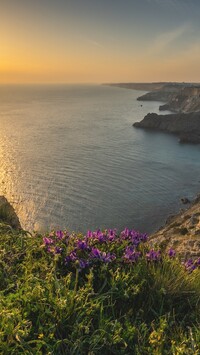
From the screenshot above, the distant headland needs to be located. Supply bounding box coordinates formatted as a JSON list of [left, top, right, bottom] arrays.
[[106, 82, 200, 144]]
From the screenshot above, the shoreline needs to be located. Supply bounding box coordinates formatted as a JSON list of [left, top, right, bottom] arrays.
[[106, 83, 200, 256]]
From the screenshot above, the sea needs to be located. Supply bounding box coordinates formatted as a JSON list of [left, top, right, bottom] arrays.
[[0, 84, 200, 234]]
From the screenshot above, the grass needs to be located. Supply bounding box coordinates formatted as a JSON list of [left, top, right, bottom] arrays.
[[0, 223, 200, 354]]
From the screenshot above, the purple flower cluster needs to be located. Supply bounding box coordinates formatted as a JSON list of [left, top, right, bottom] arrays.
[[120, 228, 148, 246], [42, 228, 200, 274], [146, 249, 162, 262], [43, 230, 69, 254], [123, 246, 141, 263], [43, 227, 149, 270], [184, 257, 200, 273]]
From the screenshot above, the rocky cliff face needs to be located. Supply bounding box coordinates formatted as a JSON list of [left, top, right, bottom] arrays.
[[133, 112, 200, 143], [137, 83, 185, 104], [0, 196, 21, 229], [137, 84, 200, 113], [160, 86, 200, 113], [149, 195, 200, 258]]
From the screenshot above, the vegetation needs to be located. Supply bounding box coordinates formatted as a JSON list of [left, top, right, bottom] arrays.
[[0, 223, 200, 354]]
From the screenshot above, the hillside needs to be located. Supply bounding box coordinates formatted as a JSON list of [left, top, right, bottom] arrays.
[[137, 84, 200, 113], [150, 195, 200, 258]]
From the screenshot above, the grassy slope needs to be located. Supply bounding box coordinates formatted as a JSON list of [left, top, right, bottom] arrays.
[[0, 222, 200, 354]]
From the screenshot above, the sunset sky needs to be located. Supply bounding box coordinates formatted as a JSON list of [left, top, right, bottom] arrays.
[[1, 0, 200, 83]]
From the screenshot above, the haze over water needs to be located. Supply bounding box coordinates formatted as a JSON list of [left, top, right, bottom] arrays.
[[0, 84, 200, 233]]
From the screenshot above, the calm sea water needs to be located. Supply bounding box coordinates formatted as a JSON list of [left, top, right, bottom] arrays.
[[0, 84, 200, 233]]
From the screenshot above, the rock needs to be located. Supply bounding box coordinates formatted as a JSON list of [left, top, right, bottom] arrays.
[[0, 196, 21, 229], [181, 197, 190, 204], [149, 195, 200, 258], [137, 84, 200, 113], [133, 112, 200, 144], [159, 104, 170, 111]]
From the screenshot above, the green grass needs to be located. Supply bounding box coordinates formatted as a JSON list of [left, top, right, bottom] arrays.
[[0, 223, 200, 354]]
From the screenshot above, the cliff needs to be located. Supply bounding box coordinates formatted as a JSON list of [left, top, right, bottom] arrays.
[[0, 196, 21, 229], [159, 86, 200, 113], [137, 84, 200, 113], [137, 83, 184, 103], [149, 195, 200, 258], [133, 111, 200, 144]]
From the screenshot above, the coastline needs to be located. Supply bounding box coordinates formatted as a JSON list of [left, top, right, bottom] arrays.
[[106, 82, 200, 256], [2, 84, 199, 253]]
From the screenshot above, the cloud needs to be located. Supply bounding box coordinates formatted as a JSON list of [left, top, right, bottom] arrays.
[[85, 38, 104, 49], [150, 24, 191, 54]]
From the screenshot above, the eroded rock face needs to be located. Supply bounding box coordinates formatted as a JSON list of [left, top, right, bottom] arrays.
[[137, 84, 200, 113], [149, 195, 200, 258], [133, 112, 200, 144], [0, 196, 21, 229]]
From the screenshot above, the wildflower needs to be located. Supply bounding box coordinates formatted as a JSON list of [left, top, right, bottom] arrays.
[[79, 259, 90, 269], [168, 248, 176, 258], [43, 237, 54, 246], [101, 251, 116, 263], [107, 228, 117, 241], [146, 249, 161, 262], [77, 239, 89, 250], [90, 247, 101, 259], [54, 246, 62, 254], [120, 228, 131, 240], [123, 246, 141, 263], [86, 230, 94, 238], [56, 230, 64, 239], [184, 259, 197, 272], [65, 250, 77, 265]]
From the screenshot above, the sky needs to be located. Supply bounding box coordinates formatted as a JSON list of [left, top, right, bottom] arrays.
[[1, 0, 200, 83]]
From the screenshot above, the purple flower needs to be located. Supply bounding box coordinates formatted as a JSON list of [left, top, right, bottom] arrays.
[[65, 250, 77, 265], [168, 248, 176, 258], [101, 252, 116, 263], [90, 247, 101, 259], [77, 240, 88, 250], [120, 228, 148, 246], [79, 259, 89, 269], [130, 231, 148, 246], [86, 230, 94, 238], [146, 249, 161, 262], [90, 248, 115, 263], [184, 258, 198, 273], [54, 246, 62, 254], [107, 229, 117, 241], [120, 228, 131, 240], [185, 259, 193, 268], [43, 237, 54, 246], [56, 230, 64, 239], [123, 246, 141, 263]]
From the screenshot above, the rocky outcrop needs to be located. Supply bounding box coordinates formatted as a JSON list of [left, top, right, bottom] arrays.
[[133, 112, 200, 144], [149, 195, 200, 258], [136, 84, 200, 113], [137, 83, 185, 104], [0, 196, 21, 229], [162, 86, 200, 113]]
